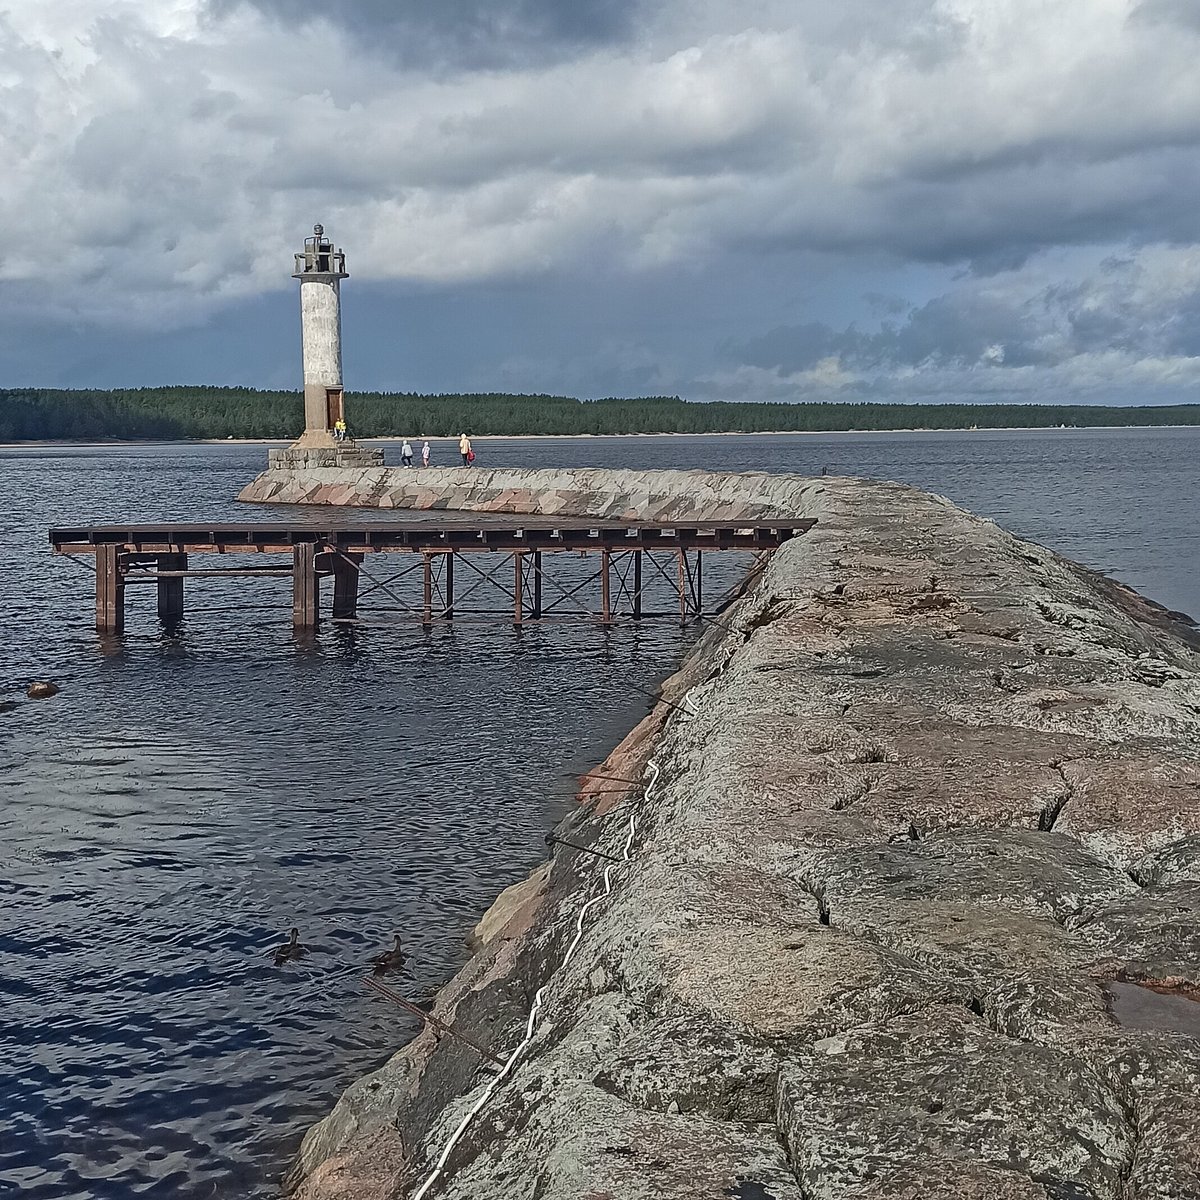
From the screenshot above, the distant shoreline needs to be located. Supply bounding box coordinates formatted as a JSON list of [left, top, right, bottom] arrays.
[[2, 424, 1198, 449]]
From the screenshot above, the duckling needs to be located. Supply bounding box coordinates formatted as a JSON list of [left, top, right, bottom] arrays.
[[369, 934, 407, 974], [270, 927, 308, 966]]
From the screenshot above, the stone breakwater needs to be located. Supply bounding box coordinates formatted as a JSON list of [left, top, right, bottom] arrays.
[[237, 465, 825, 521], [248, 470, 1200, 1200]]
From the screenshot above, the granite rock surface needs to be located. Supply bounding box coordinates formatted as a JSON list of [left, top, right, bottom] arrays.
[[237, 464, 827, 523], [263, 471, 1200, 1200]]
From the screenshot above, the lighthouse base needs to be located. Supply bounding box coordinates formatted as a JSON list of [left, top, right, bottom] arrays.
[[268, 444, 385, 470]]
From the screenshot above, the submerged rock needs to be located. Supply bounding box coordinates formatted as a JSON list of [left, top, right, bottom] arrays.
[[26, 681, 59, 699]]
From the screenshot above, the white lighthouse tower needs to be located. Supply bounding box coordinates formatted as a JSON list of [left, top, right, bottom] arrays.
[[270, 223, 383, 468]]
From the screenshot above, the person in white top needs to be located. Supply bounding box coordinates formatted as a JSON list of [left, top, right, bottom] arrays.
[[421, 440, 431, 467], [459, 433, 473, 466], [400, 439, 413, 467]]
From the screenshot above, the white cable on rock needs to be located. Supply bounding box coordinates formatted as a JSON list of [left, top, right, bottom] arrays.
[[411, 695, 694, 1200]]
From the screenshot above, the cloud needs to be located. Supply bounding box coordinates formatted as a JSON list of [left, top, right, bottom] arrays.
[[2, 0, 1200, 400], [1130, 0, 1200, 33], [205, 0, 641, 68], [722, 245, 1200, 400]]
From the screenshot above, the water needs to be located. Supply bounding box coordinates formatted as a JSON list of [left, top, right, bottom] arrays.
[[1106, 981, 1200, 1037], [1, 427, 1196, 1200]]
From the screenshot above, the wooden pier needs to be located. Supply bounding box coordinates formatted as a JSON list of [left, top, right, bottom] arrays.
[[49, 518, 815, 632]]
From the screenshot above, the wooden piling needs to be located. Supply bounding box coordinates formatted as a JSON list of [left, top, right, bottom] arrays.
[[422, 552, 434, 626], [292, 544, 320, 628], [514, 551, 525, 625], [601, 548, 612, 625], [332, 552, 361, 621], [155, 553, 187, 623], [96, 544, 125, 633], [677, 549, 688, 625]]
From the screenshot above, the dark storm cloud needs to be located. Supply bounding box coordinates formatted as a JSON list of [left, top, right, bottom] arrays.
[[734, 289, 1073, 375], [727, 143, 1200, 280], [206, 0, 640, 67], [732, 296, 1049, 376], [731, 323, 866, 375], [731, 252, 1200, 380], [1130, 0, 1200, 34], [1050, 259, 1200, 360]]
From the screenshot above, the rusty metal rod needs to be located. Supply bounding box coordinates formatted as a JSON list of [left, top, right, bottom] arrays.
[[569, 770, 643, 786], [362, 977, 506, 1067], [123, 568, 294, 578], [623, 680, 695, 716], [54, 556, 97, 577], [545, 835, 625, 863], [697, 612, 738, 634]]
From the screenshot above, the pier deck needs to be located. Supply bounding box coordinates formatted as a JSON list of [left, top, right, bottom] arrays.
[[49, 517, 815, 632]]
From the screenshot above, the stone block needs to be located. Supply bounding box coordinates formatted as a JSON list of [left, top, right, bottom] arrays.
[[1075, 881, 1200, 987], [1057, 758, 1200, 869], [777, 1007, 1132, 1200], [268, 446, 384, 470]]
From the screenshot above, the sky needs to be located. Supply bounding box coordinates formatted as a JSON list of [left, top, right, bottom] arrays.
[[2, 0, 1200, 404]]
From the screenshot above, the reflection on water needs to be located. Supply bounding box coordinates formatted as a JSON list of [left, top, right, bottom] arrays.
[[0, 615, 714, 1200], [1, 428, 1197, 1199], [1106, 981, 1200, 1037]]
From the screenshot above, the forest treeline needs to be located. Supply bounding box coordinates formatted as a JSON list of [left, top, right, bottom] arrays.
[[3, 386, 1200, 440]]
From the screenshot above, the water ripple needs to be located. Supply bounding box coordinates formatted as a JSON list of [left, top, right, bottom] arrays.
[[1, 431, 1197, 1199]]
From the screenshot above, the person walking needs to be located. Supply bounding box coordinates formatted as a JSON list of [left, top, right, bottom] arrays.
[[333, 417, 347, 442], [400, 438, 414, 467], [459, 432, 474, 466], [421, 440, 431, 468]]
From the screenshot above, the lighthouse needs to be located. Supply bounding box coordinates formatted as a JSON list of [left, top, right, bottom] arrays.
[[270, 224, 383, 468]]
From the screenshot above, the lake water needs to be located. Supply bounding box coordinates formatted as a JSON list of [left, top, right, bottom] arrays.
[[1, 427, 1197, 1200]]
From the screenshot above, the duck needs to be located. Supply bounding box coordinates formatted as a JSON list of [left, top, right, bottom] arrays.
[[270, 927, 308, 965], [369, 934, 407, 974]]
